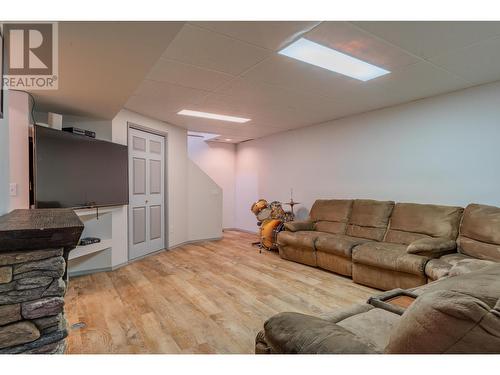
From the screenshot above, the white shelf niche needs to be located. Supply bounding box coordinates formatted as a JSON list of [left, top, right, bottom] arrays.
[[70, 206, 113, 261], [69, 238, 112, 260]]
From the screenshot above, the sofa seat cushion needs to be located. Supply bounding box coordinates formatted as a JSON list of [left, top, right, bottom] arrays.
[[337, 307, 400, 351], [352, 242, 428, 276], [425, 258, 453, 281], [425, 253, 469, 280], [277, 231, 318, 249], [315, 233, 372, 258], [425, 253, 495, 280], [263, 312, 378, 354]]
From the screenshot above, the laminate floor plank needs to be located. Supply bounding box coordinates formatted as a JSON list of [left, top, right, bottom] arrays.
[[65, 230, 376, 354]]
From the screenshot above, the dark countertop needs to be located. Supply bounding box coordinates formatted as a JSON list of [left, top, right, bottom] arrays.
[[0, 209, 84, 252]]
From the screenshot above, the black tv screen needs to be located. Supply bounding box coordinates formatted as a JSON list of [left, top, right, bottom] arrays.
[[34, 125, 128, 208]]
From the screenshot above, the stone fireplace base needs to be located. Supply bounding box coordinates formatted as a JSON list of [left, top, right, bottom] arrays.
[[0, 209, 83, 354], [0, 248, 67, 353]]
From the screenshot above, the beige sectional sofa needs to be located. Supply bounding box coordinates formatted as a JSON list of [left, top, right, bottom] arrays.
[[277, 199, 500, 290], [255, 263, 500, 354], [259, 200, 500, 354]]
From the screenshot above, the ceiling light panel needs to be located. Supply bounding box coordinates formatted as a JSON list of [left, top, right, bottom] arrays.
[[278, 38, 390, 81], [178, 109, 251, 123]]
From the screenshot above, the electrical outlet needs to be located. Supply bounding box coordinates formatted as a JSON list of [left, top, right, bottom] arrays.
[[9, 183, 18, 197]]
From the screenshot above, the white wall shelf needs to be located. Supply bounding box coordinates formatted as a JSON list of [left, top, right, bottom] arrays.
[[68, 205, 124, 275], [69, 238, 112, 260], [74, 206, 117, 218]]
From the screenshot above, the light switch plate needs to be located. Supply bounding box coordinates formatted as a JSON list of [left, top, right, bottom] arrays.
[[9, 183, 18, 197]]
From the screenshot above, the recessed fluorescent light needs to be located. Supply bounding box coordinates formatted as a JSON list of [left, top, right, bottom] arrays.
[[187, 131, 220, 141], [178, 109, 250, 123], [278, 38, 390, 81]]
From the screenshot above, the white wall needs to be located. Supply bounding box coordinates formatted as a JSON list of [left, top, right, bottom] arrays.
[[8, 92, 30, 211], [0, 91, 30, 214], [187, 160, 223, 241], [235, 81, 500, 232], [0, 91, 9, 215], [188, 137, 236, 228]]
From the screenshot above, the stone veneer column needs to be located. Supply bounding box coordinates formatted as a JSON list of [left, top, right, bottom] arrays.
[[0, 248, 68, 353], [0, 209, 83, 354]]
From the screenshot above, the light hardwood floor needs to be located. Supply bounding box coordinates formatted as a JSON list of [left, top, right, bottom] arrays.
[[65, 230, 376, 354]]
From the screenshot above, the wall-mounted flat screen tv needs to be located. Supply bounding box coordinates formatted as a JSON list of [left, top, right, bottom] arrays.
[[34, 125, 129, 208]]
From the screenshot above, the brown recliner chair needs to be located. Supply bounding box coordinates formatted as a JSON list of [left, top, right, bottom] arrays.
[[256, 264, 500, 354]]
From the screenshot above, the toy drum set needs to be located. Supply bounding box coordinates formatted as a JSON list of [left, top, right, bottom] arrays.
[[250, 199, 297, 251]]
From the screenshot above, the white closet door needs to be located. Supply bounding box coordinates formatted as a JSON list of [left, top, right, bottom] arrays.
[[128, 128, 165, 260]]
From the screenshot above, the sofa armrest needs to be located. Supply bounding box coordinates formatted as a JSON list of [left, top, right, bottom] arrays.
[[263, 312, 378, 354], [283, 220, 314, 232], [407, 237, 457, 257]]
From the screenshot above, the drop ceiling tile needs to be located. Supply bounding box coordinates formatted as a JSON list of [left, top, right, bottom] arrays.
[[376, 62, 471, 101], [209, 122, 285, 136], [214, 78, 343, 116], [429, 37, 500, 86], [225, 124, 293, 138], [163, 24, 271, 75], [176, 94, 295, 128], [304, 21, 418, 71], [125, 95, 177, 123], [353, 21, 500, 59], [336, 62, 470, 114], [191, 21, 321, 51], [128, 80, 209, 115], [147, 58, 235, 91], [242, 54, 357, 100]]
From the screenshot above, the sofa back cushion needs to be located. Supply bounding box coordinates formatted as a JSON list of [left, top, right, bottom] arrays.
[[346, 199, 395, 241], [458, 204, 500, 262], [385, 290, 500, 353], [387, 263, 500, 353], [310, 199, 353, 235], [384, 203, 463, 245]]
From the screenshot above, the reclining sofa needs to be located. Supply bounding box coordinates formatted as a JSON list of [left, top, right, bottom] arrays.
[[278, 199, 500, 290], [255, 263, 500, 354], [258, 199, 500, 354]]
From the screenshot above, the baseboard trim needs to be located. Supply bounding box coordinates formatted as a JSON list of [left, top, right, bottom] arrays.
[[68, 266, 112, 278], [168, 236, 223, 250], [224, 228, 258, 234]]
